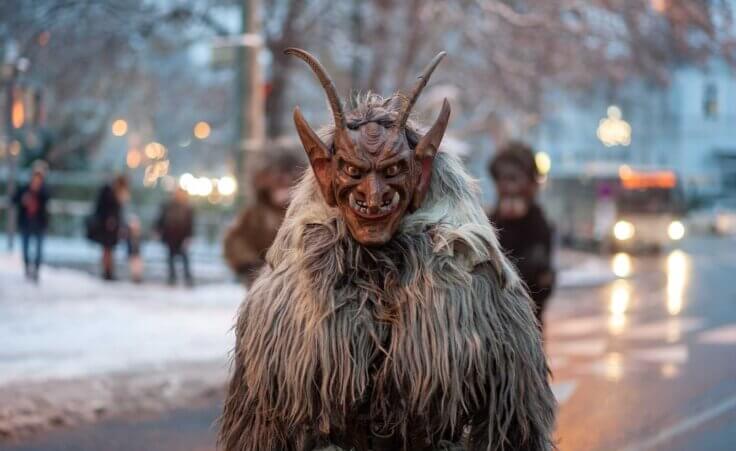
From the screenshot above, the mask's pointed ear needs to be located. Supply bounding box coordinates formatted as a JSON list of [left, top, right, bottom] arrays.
[[293, 106, 337, 206], [411, 98, 451, 212]]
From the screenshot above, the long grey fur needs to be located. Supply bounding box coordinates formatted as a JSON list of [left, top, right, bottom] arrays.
[[219, 99, 556, 451]]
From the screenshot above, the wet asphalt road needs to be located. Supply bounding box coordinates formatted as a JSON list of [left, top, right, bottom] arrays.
[[6, 236, 736, 451], [549, 236, 736, 451]]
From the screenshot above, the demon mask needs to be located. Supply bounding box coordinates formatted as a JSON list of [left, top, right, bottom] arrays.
[[286, 48, 451, 246]]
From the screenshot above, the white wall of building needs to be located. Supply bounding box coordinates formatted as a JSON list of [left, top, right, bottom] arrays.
[[534, 60, 736, 200]]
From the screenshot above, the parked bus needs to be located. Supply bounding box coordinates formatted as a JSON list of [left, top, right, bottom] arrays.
[[541, 164, 686, 252]]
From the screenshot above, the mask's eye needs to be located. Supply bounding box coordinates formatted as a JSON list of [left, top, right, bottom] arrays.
[[385, 164, 401, 177], [344, 164, 362, 178]]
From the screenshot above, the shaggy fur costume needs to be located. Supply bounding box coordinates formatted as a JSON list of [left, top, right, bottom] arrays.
[[220, 117, 555, 451]]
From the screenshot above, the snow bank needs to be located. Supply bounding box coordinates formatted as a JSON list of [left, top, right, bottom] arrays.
[[0, 253, 244, 386]]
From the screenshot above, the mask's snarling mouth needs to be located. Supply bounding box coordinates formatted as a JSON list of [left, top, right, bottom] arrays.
[[349, 191, 400, 220]]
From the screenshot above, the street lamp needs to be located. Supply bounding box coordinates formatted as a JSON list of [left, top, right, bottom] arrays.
[[597, 105, 632, 147], [11, 94, 24, 129], [193, 121, 211, 140], [111, 119, 128, 136], [535, 151, 551, 176], [3, 51, 30, 251]]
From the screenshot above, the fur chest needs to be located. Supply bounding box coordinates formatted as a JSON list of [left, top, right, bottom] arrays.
[[247, 225, 502, 442]]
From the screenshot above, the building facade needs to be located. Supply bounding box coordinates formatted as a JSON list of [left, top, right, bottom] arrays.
[[534, 59, 736, 200]]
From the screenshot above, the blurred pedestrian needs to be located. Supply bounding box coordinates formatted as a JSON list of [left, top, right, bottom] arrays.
[[13, 160, 50, 282], [125, 214, 144, 284], [87, 174, 129, 281], [223, 141, 304, 287], [156, 187, 194, 286], [488, 141, 556, 329]]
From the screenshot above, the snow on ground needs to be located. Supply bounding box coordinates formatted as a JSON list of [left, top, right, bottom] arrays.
[[0, 253, 243, 386], [16, 234, 231, 281], [0, 251, 243, 439]]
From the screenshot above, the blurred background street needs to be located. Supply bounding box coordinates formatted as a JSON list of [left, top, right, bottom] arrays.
[[2, 0, 736, 450]]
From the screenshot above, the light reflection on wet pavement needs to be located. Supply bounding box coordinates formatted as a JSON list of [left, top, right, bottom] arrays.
[[550, 236, 736, 451]]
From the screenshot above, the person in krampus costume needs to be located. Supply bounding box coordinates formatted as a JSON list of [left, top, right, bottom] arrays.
[[219, 48, 556, 451], [223, 140, 305, 287]]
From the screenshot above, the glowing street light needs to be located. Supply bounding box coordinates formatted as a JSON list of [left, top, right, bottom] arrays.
[[193, 121, 211, 140], [535, 152, 551, 176], [144, 142, 166, 160], [111, 119, 128, 137], [597, 105, 631, 147], [217, 175, 238, 196], [196, 177, 214, 196], [179, 173, 195, 191], [126, 148, 142, 169], [11, 98, 24, 129]]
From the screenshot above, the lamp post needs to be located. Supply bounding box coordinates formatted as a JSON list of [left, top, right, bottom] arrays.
[[235, 0, 264, 207], [208, 0, 264, 207], [3, 55, 30, 251], [597, 105, 632, 149]]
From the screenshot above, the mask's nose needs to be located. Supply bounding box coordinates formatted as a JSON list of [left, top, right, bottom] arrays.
[[358, 174, 393, 215]]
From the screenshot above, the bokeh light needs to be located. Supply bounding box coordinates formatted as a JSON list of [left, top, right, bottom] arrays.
[[535, 152, 551, 175], [111, 119, 128, 137], [597, 106, 632, 147], [667, 250, 688, 315], [608, 279, 631, 335], [144, 142, 166, 160], [193, 121, 211, 140], [217, 176, 237, 196], [11, 99, 24, 129], [126, 148, 142, 169], [613, 220, 635, 241], [668, 220, 685, 241], [179, 173, 195, 191], [612, 252, 632, 278]]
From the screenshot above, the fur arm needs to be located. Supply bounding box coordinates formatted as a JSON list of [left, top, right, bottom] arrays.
[[466, 263, 557, 451], [218, 281, 318, 451]]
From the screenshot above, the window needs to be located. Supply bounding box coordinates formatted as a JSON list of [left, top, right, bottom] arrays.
[[703, 82, 718, 119]]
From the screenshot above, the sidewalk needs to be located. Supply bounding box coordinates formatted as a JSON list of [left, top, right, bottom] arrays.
[[0, 234, 232, 283]]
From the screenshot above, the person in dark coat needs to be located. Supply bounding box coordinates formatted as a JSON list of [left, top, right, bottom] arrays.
[[489, 141, 556, 329], [13, 161, 50, 282], [89, 175, 129, 280], [156, 187, 194, 286]]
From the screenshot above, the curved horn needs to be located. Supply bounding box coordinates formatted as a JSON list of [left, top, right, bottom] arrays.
[[284, 47, 346, 130], [396, 51, 447, 129]]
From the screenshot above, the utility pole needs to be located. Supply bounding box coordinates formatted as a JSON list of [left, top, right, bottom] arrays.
[[235, 0, 265, 207], [2, 55, 27, 251], [3, 67, 15, 251]]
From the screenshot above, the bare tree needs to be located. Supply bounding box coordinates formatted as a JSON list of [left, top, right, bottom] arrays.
[[2, 0, 734, 165]]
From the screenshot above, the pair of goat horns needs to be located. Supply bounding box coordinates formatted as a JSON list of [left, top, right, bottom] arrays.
[[284, 47, 446, 134]]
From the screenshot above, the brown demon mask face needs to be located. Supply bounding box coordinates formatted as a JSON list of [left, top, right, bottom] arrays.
[[286, 48, 451, 246]]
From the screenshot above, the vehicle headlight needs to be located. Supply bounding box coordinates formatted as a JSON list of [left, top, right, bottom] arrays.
[[668, 220, 685, 241], [613, 220, 635, 241]]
